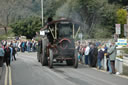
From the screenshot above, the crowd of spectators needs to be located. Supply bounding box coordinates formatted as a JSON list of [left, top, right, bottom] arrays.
[[0, 39, 37, 67], [76, 40, 117, 74]]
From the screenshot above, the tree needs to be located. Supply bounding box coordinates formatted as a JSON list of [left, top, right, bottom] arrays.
[[0, 0, 126, 39], [55, 0, 117, 38], [0, 0, 14, 34], [108, 0, 128, 5], [116, 9, 127, 24], [10, 17, 42, 39], [116, 9, 127, 37]]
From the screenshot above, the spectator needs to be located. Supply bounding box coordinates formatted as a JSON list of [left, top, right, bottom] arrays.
[[18, 41, 21, 52], [21, 41, 25, 52], [12, 45, 16, 61], [82, 45, 86, 64], [9, 45, 13, 63], [4, 44, 11, 66], [84, 43, 90, 65], [97, 46, 104, 69], [107, 42, 117, 74], [25, 40, 27, 51], [91, 44, 98, 67], [0, 44, 5, 67], [30, 41, 32, 51], [79, 45, 84, 63], [88, 44, 94, 66], [20, 41, 23, 52], [104, 43, 111, 72], [26, 41, 29, 52], [32, 41, 36, 52], [3, 40, 7, 47], [77, 42, 80, 60]]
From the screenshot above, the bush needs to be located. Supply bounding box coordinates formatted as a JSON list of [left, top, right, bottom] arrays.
[[10, 16, 42, 39], [120, 48, 128, 54]]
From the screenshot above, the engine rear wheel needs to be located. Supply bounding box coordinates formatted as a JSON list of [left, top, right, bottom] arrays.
[[37, 42, 41, 62], [41, 39, 48, 66]]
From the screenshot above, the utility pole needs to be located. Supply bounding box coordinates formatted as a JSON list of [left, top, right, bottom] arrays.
[[41, 0, 44, 27]]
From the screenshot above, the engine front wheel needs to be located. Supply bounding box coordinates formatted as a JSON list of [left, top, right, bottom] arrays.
[[48, 49, 53, 68], [41, 39, 48, 66]]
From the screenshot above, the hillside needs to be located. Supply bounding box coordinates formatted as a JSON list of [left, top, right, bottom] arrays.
[[0, 28, 5, 35], [0, 0, 128, 39], [0, 0, 41, 25], [0, 0, 65, 26]]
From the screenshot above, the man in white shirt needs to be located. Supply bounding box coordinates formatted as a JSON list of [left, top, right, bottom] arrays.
[[85, 44, 90, 65]]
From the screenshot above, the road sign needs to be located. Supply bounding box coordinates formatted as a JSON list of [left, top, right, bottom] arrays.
[[78, 33, 83, 39], [124, 24, 127, 37], [117, 39, 127, 47], [115, 24, 121, 34], [40, 31, 45, 35]]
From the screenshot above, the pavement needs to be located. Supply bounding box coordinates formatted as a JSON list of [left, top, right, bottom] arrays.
[[0, 52, 128, 85]]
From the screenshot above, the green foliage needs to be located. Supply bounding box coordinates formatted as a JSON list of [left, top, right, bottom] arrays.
[[100, 3, 118, 34], [10, 17, 42, 39], [116, 9, 127, 24], [55, 0, 118, 39], [0, 0, 66, 25], [116, 9, 127, 37], [93, 27, 112, 38], [0, 0, 41, 26], [121, 48, 128, 54], [108, 0, 128, 6], [0, 0, 127, 39], [44, 0, 66, 19]]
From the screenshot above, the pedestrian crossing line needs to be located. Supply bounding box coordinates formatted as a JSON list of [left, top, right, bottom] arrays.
[[4, 66, 8, 85], [9, 66, 12, 85]]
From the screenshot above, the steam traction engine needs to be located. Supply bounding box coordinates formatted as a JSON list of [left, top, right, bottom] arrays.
[[37, 18, 81, 68]]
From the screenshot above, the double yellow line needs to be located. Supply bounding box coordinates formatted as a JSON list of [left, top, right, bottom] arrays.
[[4, 66, 12, 85]]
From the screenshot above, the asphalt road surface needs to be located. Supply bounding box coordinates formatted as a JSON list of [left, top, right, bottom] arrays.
[[1, 52, 128, 85]]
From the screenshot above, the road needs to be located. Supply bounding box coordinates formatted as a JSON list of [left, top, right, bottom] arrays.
[[0, 52, 128, 85]]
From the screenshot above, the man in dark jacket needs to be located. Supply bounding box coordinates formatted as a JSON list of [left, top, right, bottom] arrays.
[[4, 45, 11, 66], [11, 45, 16, 61], [89, 44, 94, 66], [92, 45, 98, 67], [89, 44, 98, 67]]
